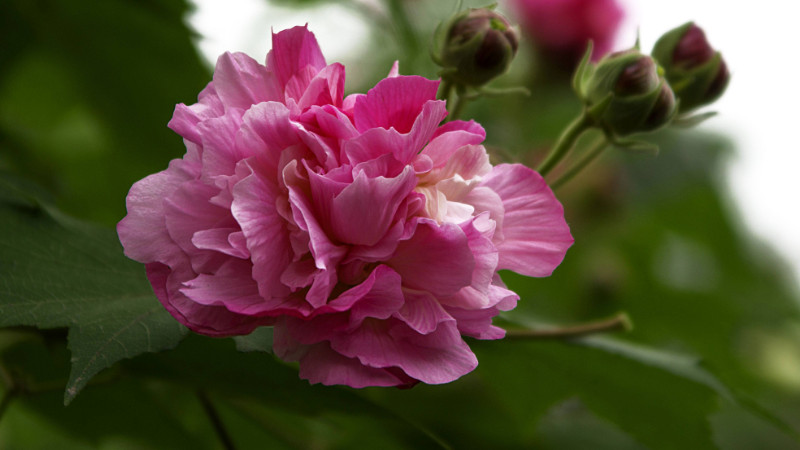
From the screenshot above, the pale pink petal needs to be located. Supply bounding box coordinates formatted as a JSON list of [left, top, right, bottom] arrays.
[[423, 121, 486, 167], [163, 180, 238, 273], [481, 164, 574, 276], [388, 219, 474, 297], [213, 52, 279, 109], [118, 158, 200, 264], [386, 61, 400, 78]]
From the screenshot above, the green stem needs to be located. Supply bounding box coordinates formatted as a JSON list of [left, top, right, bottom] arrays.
[[504, 313, 632, 340], [550, 137, 610, 190], [438, 79, 453, 102], [447, 90, 469, 122], [536, 111, 593, 177], [197, 390, 236, 450]]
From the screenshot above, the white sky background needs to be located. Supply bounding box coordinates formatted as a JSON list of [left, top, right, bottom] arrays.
[[188, 0, 800, 285]]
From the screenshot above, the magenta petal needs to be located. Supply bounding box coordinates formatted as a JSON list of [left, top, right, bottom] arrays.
[[481, 164, 574, 277], [353, 76, 440, 133], [439, 216, 499, 309], [180, 258, 273, 316], [236, 102, 301, 181], [268, 25, 327, 93], [445, 305, 507, 340], [213, 52, 279, 110], [146, 262, 267, 337], [388, 219, 474, 297], [296, 63, 345, 111], [192, 228, 249, 259], [231, 162, 293, 300], [330, 319, 477, 384], [344, 100, 447, 168], [338, 266, 405, 325], [328, 167, 417, 246], [395, 289, 452, 334], [295, 342, 413, 388], [198, 112, 246, 178], [284, 162, 347, 307], [168, 83, 225, 144]]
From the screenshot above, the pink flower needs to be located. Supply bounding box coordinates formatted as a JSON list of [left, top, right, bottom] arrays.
[[118, 26, 573, 387], [510, 0, 625, 64]]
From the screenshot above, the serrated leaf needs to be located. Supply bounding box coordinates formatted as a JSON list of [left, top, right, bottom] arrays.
[[0, 176, 187, 404]]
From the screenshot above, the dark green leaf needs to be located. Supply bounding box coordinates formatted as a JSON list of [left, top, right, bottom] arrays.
[[0, 176, 186, 404]]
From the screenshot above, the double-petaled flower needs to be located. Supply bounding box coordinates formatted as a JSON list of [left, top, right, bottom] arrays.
[[118, 26, 573, 387]]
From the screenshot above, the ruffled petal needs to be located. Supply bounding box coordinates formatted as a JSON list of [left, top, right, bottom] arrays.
[[146, 262, 267, 337], [213, 52, 279, 110], [388, 219, 474, 297], [231, 161, 293, 301], [118, 157, 200, 264], [330, 318, 477, 384], [267, 25, 327, 94], [481, 164, 574, 277]]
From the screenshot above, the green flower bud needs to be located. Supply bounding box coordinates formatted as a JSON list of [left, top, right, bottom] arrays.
[[652, 22, 729, 112], [436, 8, 519, 88], [578, 50, 676, 137]]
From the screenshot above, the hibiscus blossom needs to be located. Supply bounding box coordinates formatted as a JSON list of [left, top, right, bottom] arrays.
[[118, 26, 573, 387]]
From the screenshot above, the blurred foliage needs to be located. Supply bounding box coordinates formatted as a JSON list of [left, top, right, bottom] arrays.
[[1, 0, 800, 448]]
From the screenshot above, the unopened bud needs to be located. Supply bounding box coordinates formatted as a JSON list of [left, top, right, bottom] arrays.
[[437, 8, 519, 87], [652, 22, 729, 112], [579, 50, 676, 136]]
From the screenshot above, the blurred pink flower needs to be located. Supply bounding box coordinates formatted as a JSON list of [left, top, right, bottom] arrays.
[[118, 26, 573, 387], [511, 0, 625, 64]]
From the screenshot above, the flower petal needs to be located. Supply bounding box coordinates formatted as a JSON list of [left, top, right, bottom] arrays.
[[213, 52, 279, 109], [146, 262, 267, 337], [481, 164, 574, 276], [268, 25, 327, 94], [388, 219, 474, 297]]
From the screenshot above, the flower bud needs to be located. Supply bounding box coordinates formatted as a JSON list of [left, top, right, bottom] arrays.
[[652, 22, 729, 112], [579, 50, 676, 136], [437, 8, 519, 87]]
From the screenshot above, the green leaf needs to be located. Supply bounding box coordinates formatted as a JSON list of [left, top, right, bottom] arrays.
[[233, 326, 274, 354], [476, 337, 721, 449], [125, 334, 450, 449], [0, 176, 186, 404]]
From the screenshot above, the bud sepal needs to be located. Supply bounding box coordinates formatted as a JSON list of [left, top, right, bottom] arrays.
[[434, 5, 519, 89], [575, 47, 677, 138], [652, 22, 729, 114]]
